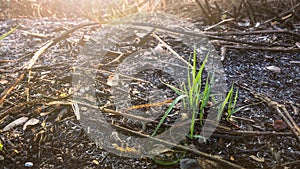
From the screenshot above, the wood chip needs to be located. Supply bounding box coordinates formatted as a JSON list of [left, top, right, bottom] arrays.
[[2, 117, 29, 132], [249, 155, 265, 162], [23, 118, 40, 130], [107, 74, 119, 86], [291, 105, 299, 115], [0, 79, 8, 84], [295, 42, 300, 48]]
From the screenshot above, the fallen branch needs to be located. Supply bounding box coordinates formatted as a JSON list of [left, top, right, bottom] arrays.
[[152, 32, 191, 67], [204, 18, 235, 31], [222, 45, 300, 52], [65, 99, 165, 125], [204, 29, 300, 39], [114, 124, 245, 169], [111, 21, 291, 47], [216, 130, 293, 137], [237, 83, 300, 142]]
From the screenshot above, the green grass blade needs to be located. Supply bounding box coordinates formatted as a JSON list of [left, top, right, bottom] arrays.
[[199, 79, 209, 114], [232, 88, 239, 109], [159, 80, 184, 95], [194, 52, 209, 88], [198, 74, 213, 125], [192, 47, 197, 81], [227, 84, 234, 115], [229, 101, 263, 118], [230, 105, 247, 115], [201, 74, 214, 109], [217, 87, 232, 121], [151, 95, 186, 137], [182, 83, 189, 109], [187, 63, 193, 106], [0, 25, 19, 41], [189, 105, 198, 138], [188, 49, 198, 138]]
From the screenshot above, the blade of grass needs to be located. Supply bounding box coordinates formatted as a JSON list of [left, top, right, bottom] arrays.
[[0, 25, 19, 41], [199, 74, 214, 125], [230, 101, 262, 115], [232, 88, 239, 109], [201, 74, 213, 110], [217, 86, 233, 121], [191, 48, 197, 101], [193, 53, 209, 114], [227, 84, 235, 116], [189, 99, 200, 138], [189, 48, 200, 138], [194, 51, 209, 91], [192, 48, 197, 83], [159, 80, 184, 95], [151, 94, 186, 137], [182, 83, 189, 109], [189, 50, 211, 138]]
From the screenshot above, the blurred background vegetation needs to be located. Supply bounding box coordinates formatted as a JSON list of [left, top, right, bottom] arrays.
[[0, 0, 165, 19], [0, 0, 299, 26]]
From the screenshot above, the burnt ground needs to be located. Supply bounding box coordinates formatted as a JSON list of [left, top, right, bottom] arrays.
[[0, 1, 300, 169]]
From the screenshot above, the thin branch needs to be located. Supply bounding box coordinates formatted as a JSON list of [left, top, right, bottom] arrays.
[[237, 83, 300, 142], [113, 124, 245, 169]]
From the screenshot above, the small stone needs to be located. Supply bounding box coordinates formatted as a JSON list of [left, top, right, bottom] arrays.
[[24, 162, 33, 167], [79, 88, 85, 93], [0, 155, 4, 161], [295, 42, 300, 48], [92, 159, 99, 165], [264, 55, 273, 59], [80, 107, 88, 111], [266, 66, 281, 73]]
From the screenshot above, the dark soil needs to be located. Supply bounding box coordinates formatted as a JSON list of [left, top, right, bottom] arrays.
[[0, 1, 300, 169]]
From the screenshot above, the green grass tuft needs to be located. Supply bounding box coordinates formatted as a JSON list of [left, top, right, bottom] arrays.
[[152, 49, 214, 139]]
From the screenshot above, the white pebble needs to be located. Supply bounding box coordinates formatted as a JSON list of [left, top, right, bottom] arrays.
[[25, 162, 33, 167]]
